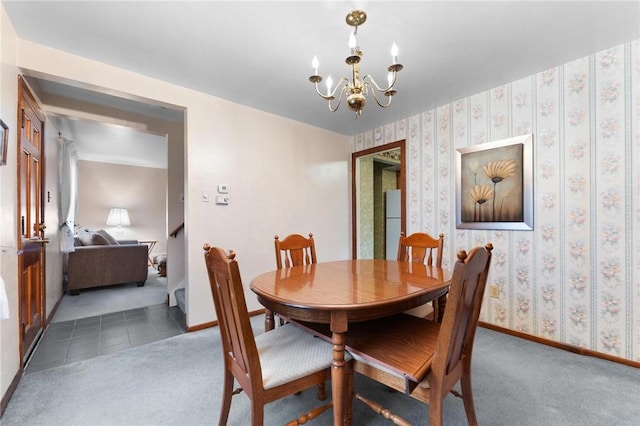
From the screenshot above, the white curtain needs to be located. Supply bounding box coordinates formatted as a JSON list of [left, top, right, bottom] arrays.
[[58, 137, 78, 253]]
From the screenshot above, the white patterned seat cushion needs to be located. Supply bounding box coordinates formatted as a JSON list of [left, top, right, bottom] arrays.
[[256, 323, 348, 389]]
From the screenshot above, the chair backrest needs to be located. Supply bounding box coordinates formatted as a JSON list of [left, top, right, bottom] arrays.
[[397, 232, 444, 267], [432, 243, 493, 381], [274, 233, 317, 269], [203, 244, 262, 391]]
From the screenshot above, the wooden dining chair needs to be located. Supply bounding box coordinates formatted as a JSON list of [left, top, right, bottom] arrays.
[[270, 233, 317, 327], [274, 232, 317, 269], [345, 243, 493, 426], [300, 243, 493, 426], [203, 244, 335, 426], [273, 232, 329, 402], [397, 231, 445, 321]]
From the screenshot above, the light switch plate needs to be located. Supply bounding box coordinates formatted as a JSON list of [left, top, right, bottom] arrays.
[[217, 184, 229, 194], [216, 194, 230, 205]]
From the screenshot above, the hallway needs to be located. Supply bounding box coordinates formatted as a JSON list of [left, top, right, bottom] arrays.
[[26, 268, 185, 373], [27, 304, 185, 373]]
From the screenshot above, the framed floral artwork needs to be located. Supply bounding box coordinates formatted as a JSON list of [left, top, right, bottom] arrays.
[[0, 119, 8, 166], [455, 134, 533, 230]]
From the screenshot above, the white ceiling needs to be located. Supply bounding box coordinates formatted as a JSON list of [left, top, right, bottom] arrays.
[[25, 77, 179, 169], [3, 1, 639, 165], [57, 118, 169, 169]]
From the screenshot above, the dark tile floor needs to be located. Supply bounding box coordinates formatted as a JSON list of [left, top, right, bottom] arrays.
[[26, 304, 186, 373]]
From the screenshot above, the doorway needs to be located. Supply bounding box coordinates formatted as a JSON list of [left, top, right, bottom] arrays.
[[351, 140, 405, 259], [20, 74, 186, 328]]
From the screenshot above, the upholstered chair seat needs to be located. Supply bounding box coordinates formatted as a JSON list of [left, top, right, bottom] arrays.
[[256, 323, 341, 390]]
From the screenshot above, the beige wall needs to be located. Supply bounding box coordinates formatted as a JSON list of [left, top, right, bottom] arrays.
[[14, 37, 352, 320], [354, 40, 640, 363], [1, 33, 351, 406], [1, 4, 352, 404], [42, 125, 63, 332], [76, 160, 167, 256], [0, 11, 66, 402], [0, 5, 21, 403]]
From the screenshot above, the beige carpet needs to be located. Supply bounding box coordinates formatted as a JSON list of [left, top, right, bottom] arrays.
[[52, 267, 167, 322], [3, 318, 639, 425]]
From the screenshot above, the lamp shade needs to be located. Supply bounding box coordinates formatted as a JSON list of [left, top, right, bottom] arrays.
[[106, 208, 131, 227]]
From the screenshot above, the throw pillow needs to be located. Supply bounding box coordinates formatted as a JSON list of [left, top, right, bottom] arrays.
[[89, 233, 111, 245], [76, 229, 94, 246], [77, 231, 110, 246], [74, 228, 93, 246], [96, 229, 119, 245]]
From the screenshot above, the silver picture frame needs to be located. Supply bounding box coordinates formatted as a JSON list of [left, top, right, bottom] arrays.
[[455, 134, 534, 230]]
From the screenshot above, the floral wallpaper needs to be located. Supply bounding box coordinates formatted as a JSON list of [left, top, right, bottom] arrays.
[[353, 41, 640, 362]]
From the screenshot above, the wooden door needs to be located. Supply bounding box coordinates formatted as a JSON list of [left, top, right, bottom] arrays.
[[17, 76, 47, 363]]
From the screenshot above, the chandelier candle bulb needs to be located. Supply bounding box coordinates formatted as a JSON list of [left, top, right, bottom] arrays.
[[391, 42, 398, 64], [349, 32, 357, 54], [326, 76, 333, 96], [312, 56, 319, 75]]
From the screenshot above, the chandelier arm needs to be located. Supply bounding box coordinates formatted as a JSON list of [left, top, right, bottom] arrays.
[[386, 71, 398, 91], [367, 83, 393, 108], [328, 85, 349, 112], [313, 82, 332, 101], [313, 77, 351, 100], [362, 74, 397, 93]]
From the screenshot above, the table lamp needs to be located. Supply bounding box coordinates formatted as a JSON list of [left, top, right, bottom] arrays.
[[106, 208, 130, 234]]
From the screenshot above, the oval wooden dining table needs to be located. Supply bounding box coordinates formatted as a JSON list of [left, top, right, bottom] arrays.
[[250, 259, 452, 426]]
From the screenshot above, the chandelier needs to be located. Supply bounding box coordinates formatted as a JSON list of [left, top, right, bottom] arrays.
[[309, 10, 403, 117]]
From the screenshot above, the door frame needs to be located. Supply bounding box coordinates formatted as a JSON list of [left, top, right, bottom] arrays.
[[351, 140, 406, 259]]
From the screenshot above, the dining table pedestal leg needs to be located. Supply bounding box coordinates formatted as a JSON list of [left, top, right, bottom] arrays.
[[330, 311, 350, 425], [264, 309, 275, 331], [436, 294, 447, 322]]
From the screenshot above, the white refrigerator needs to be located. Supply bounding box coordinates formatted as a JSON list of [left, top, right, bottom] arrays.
[[385, 189, 401, 259]]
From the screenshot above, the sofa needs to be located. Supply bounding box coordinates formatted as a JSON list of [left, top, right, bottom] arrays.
[[65, 229, 148, 295]]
